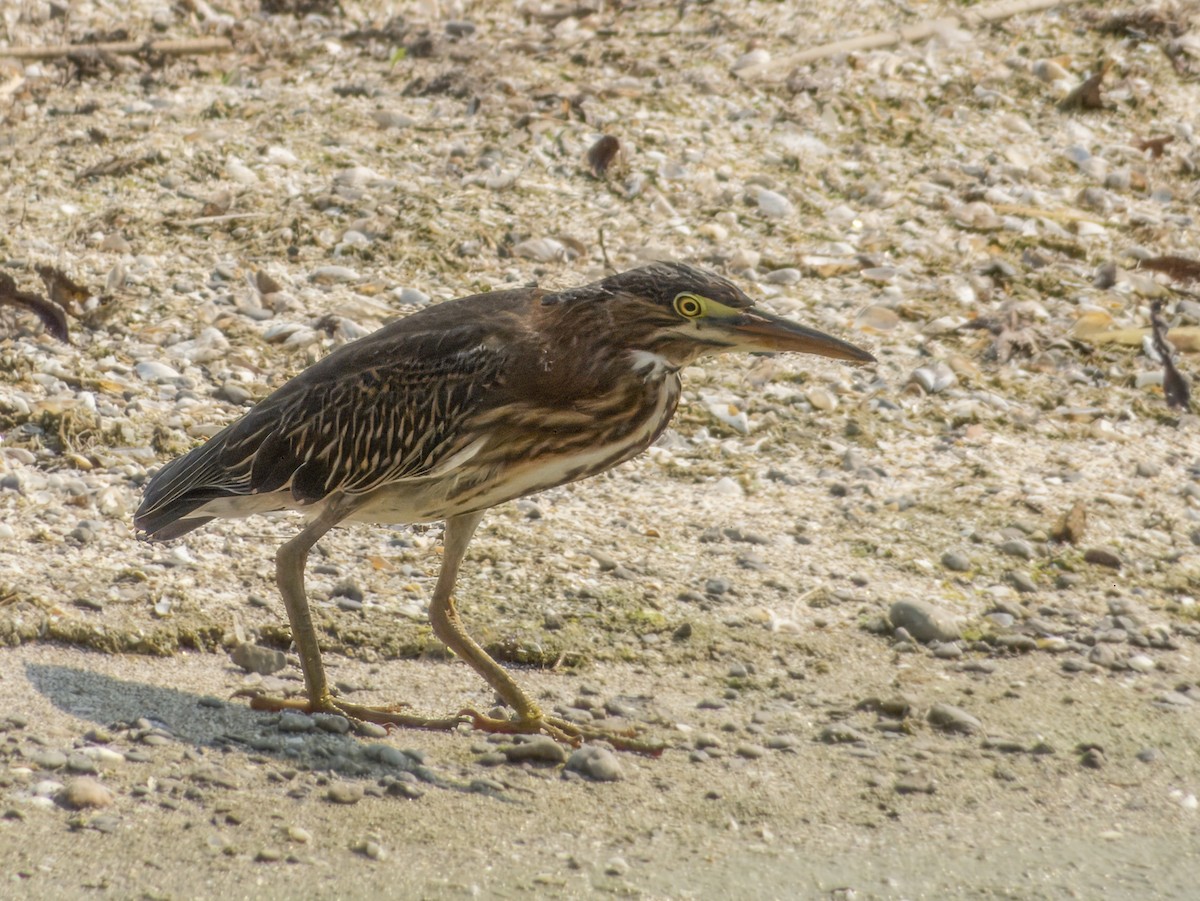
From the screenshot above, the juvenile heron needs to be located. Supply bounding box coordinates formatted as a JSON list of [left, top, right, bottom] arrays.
[[135, 262, 874, 748]]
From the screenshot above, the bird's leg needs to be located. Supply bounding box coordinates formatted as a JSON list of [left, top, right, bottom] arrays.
[[240, 499, 464, 732], [430, 513, 662, 753]]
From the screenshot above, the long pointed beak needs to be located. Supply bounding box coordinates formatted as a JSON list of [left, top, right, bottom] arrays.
[[724, 308, 875, 363]]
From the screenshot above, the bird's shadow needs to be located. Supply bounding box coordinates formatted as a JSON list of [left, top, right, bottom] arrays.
[[22, 661, 489, 795]]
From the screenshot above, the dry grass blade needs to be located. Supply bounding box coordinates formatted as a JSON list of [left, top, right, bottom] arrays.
[[76, 150, 164, 182], [0, 272, 70, 342], [1141, 255, 1200, 283]]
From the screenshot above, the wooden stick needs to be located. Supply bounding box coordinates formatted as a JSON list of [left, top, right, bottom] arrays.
[[773, 0, 1090, 70], [0, 37, 232, 61]]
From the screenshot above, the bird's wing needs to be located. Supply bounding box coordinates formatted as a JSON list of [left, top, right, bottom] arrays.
[[134, 317, 511, 539]]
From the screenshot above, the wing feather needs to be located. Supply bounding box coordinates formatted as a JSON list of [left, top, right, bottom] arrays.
[[134, 300, 522, 540]]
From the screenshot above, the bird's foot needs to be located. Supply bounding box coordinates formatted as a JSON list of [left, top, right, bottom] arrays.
[[232, 689, 467, 732], [462, 708, 665, 756]]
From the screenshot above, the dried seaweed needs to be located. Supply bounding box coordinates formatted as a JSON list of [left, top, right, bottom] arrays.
[[0, 272, 70, 342], [1140, 255, 1200, 283], [1150, 300, 1192, 410]]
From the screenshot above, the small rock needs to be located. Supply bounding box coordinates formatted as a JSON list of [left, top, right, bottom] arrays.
[[313, 714, 351, 734], [1000, 539, 1034, 560], [326, 783, 364, 805], [504, 737, 567, 765], [278, 712, 315, 733], [565, 746, 623, 782], [229, 642, 286, 675], [895, 774, 936, 795], [941, 551, 971, 572], [1084, 547, 1122, 569], [889, 599, 962, 643], [927, 703, 981, 735]]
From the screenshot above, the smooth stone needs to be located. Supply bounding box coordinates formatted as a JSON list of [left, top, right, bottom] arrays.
[[565, 746, 623, 782], [1000, 539, 1034, 560], [229, 642, 286, 676], [1084, 547, 1122, 569], [504, 737, 568, 765], [278, 712, 316, 733], [889, 599, 962, 643], [326, 783, 364, 804], [927, 703, 982, 735], [941, 551, 971, 572]]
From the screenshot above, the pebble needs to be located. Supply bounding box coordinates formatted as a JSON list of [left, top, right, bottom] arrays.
[[735, 744, 766, 760], [28, 749, 68, 769], [889, 599, 962, 643], [313, 714, 352, 734], [134, 361, 183, 383], [278, 712, 316, 733], [504, 737, 568, 765], [894, 775, 936, 795], [927, 703, 982, 735], [352, 837, 388, 860], [819, 724, 870, 744], [1084, 547, 1122, 569], [564, 746, 623, 782], [230, 642, 287, 675], [1008, 571, 1037, 594], [326, 782, 364, 804], [1000, 539, 1034, 560], [60, 778, 113, 810], [941, 550, 971, 572], [752, 188, 794, 219]]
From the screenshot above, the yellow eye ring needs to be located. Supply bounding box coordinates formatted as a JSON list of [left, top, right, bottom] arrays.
[[674, 293, 704, 318]]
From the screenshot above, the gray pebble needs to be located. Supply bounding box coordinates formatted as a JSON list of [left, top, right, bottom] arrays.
[[66, 754, 99, 774], [1135, 461, 1160, 478], [941, 550, 971, 572], [889, 599, 962, 643], [1000, 539, 1034, 560], [894, 774, 936, 795], [735, 744, 766, 760], [1084, 547, 1122, 569], [229, 642, 286, 676], [278, 712, 316, 733], [313, 714, 351, 734], [354, 721, 389, 738], [504, 737, 567, 765], [932, 642, 964, 659], [1008, 571, 1037, 593], [927, 703, 982, 735], [1088, 645, 1117, 669], [565, 746, 624, 782], [386, 781, 423, 799], [704, 578, 731, 597], [28, 749, 68, 769], [819, 724, 870, 744]]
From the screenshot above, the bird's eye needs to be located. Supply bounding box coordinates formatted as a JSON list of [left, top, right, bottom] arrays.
[[673, 293, 705, 318]]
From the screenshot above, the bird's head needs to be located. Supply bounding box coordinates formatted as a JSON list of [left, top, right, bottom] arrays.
[[542, 261, 875, 369]]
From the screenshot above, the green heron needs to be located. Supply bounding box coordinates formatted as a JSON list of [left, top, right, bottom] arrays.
[[135, 262, 874, 749]]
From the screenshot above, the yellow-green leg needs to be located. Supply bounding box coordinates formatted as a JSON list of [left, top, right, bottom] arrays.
[[430, 513, 662, 753], [244, 499, 463, 732]]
